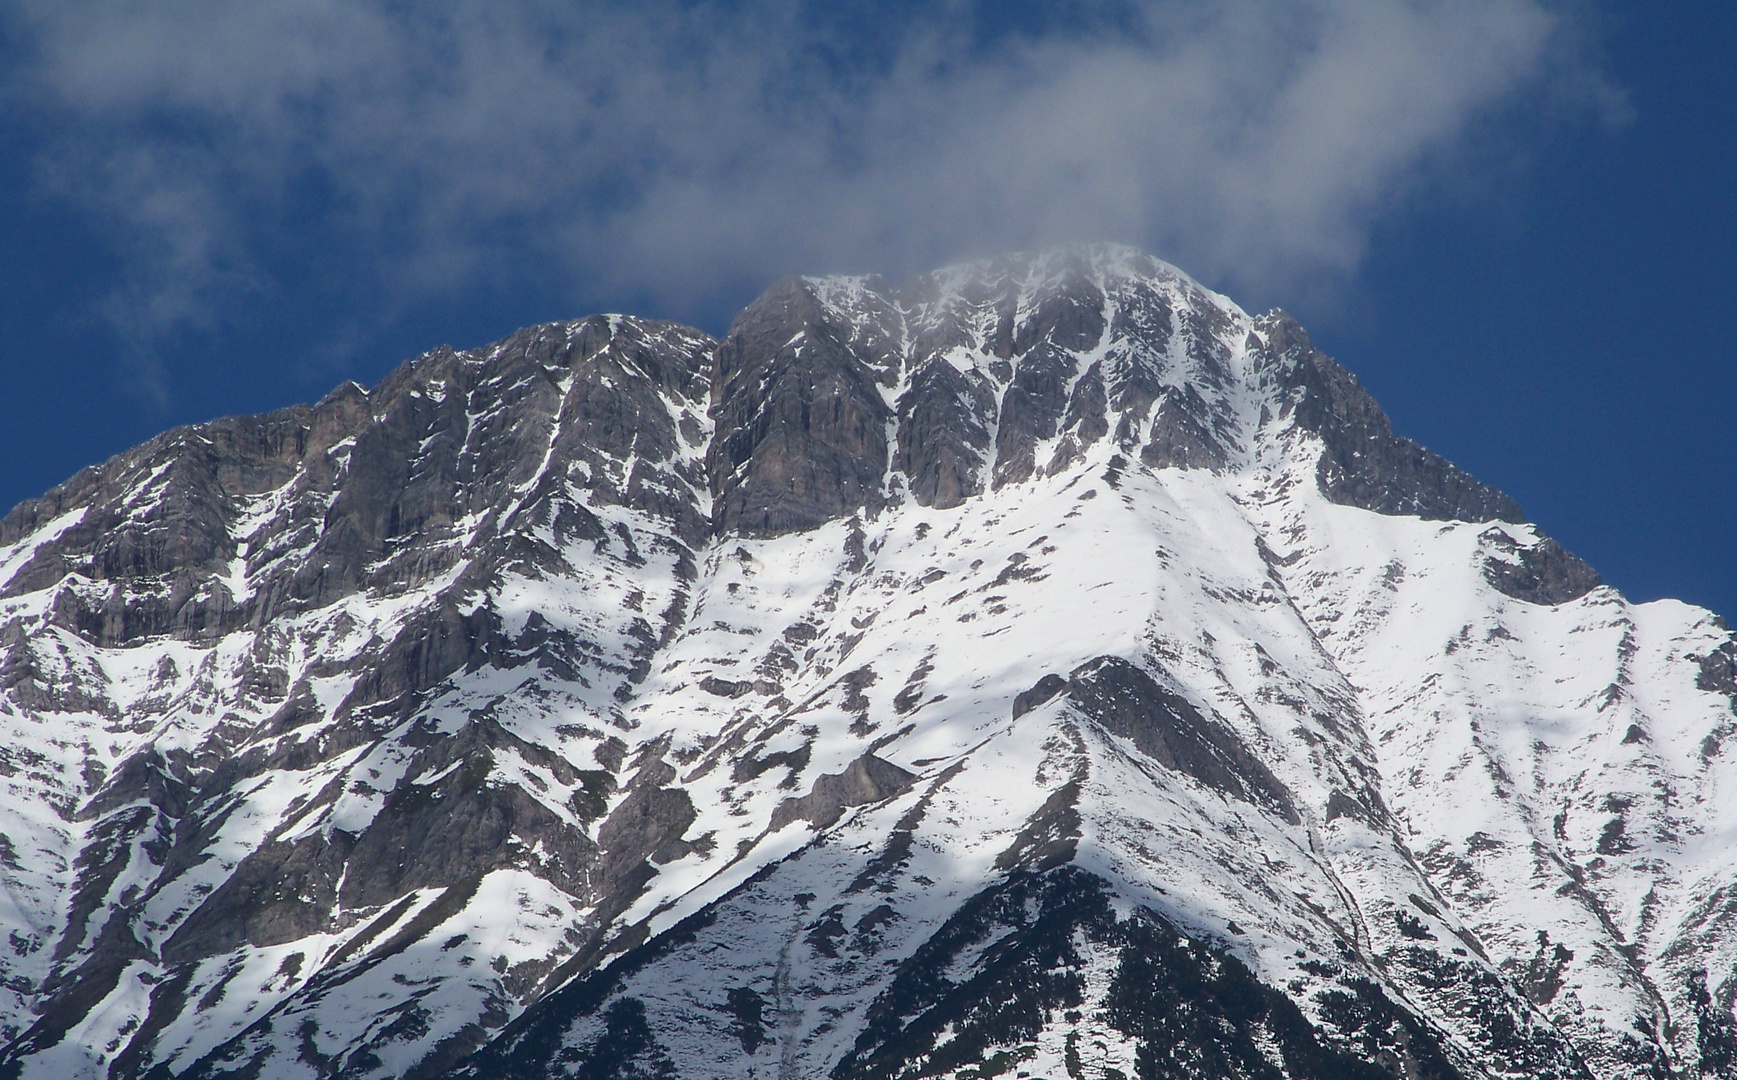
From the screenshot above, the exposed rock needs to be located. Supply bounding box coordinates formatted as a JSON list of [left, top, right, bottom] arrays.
[[708, 280, 897, 536], [1259, 312, 1525, 524], [161, 830, 354, 963], [1697, 637, 1737, 700], [698, 676, 753, 699], [893, 360, 995, 508], [1064, 656, 1299, 824], [1139, 383, 1231, 471], [993, 779, 1083, 872], [993, 343, 1081, 489], [770, 754, 916, 831], [0, 316, 713, 649], [833, 869, 1466, 1080], [597, 778, 698, 872], [1011, 260, 1108, 354], [1480, 529, 1603, 605], [1012, 674, 1068, 719]]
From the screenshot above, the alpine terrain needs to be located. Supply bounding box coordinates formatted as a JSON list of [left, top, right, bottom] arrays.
[[2, 246, 1735, 1080]]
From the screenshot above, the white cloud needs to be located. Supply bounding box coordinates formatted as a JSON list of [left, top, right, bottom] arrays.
[[4, 0, 1615, 346]]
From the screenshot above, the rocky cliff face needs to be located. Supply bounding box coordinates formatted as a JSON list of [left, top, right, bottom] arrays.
[[0, 247, 1728, 1080]]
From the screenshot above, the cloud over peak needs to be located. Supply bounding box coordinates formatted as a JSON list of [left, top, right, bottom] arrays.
[[6, 0, 1613, 352]]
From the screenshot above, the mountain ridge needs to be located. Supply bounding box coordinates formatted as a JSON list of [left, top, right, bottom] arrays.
[[0, 245, 1728, 1080]]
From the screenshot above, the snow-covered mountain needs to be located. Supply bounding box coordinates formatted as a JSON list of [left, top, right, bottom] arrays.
[[0, 246, 1733, 1080]]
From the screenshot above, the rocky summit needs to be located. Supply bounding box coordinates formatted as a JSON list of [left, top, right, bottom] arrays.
[[0, 246, 1731, 1080]]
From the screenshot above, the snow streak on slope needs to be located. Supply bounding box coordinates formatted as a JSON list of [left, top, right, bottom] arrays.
[[1258, 472, 1737, 1077], [0, 246, 1731, 1080]]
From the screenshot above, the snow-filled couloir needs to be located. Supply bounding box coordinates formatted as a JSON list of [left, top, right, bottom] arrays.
[[0, 246, 1732, 1080]]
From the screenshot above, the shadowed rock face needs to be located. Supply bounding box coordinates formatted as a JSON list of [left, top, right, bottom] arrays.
[[1481, 530, 1604, 606], [708, 252, 1557, 547], [0, 392, 365, 645], [770, 753, 916, 831], [1138, 383, 1232, 471], [1063, 656, 1299, 825], [709, 280, 899, 537], [1255, 312, 1524, 525], [1, 317, 715, 652], [1700, 637, 1737, 699], [892, 359, 995, 509]]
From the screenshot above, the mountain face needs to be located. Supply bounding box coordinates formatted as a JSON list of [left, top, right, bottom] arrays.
[[0, 246, 1731, 1080]]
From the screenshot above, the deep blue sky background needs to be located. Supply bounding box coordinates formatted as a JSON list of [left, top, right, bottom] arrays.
[[1327, 4, 1737, 620], [0, 1, 1732, 617]]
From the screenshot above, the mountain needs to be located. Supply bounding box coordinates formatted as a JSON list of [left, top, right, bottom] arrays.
[[0, 246, 1732, 1080]]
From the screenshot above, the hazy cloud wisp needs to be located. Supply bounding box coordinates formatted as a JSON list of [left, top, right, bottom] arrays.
[[6, 0, 1609, 351]]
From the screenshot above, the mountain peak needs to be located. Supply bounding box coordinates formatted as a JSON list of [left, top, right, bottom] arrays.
[[0, 250, 1693, 1080], [712, 245, 1538, 540]]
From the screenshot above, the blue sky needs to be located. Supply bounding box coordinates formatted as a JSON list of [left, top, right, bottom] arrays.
[[0, 1, 1732, 618]]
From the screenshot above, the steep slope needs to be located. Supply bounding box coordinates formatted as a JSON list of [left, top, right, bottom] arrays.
[[0, 316, 718, 1076], [0, 247, 1730, 1080]]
